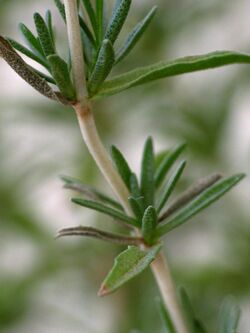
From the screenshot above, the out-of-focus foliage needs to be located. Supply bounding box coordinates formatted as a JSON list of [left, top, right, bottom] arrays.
[[0, 1, 249, 333]]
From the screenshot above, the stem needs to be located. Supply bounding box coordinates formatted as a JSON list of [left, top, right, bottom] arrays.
[[151, 251, 189, 333], [65, 4, 188, 333]]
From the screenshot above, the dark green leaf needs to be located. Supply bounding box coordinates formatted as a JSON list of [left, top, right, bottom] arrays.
[[157, 298, 176, 333], [0, 36, 63, 103], [142, 206, 157, 245], [79, 16, 96, 46], [61, 175, 123, 211], [88, 39, 115, 94], [7, 38, 49, 69], [72, 198, 139, 227], [46, 10, 55, 45], [82, 0, 97, 35], [217, 297, 241, 333], [157, 161, 186, 213], [156, 174, 245, 237], [34, 13, 56, 57], [116, 6, 157, 64], [130, 173, 141, 199], [140, 137, 155, 207], [98, 244, 161, 296], [94, 51, 250, 98], [54, 0, 66, 22], [155, 143, 186, 189], [194, 320, 208, 333], [111, 145, 132, 190], [47, 54, 75, 100], [179, 287, 196, 333], [30, 67, 56, 84], [104, 0, 132, 44], [96, 0, 104, 44], [19, 23, 44, 56], [128, 196, 143, 220]]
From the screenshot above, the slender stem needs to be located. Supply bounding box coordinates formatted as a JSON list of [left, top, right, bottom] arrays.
[[151, 251, 189, 333], [65, 4, 188, 333]]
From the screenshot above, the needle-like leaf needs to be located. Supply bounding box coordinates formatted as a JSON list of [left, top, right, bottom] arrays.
[[156, 174, 245, 237], [116, 6, 157, 64], [19, 23, 44, 57], [128, 196, 143, 220], [82, 0, 97, 35], [217, 297, 241, 333], [46, 10, 55, 45], [157, 160, 186, 213], [157, 298, 177, 333], [111, 145, 132, 190], [54, 0, 66, 22], [94, 51, 250, 98], [96, 0, 104, 44], [72, 198, 139, 227], [98, 244, 162, 296], [142, 206, 157, 245], [155, 143, 186, 189], [34, 13, 56, 57], [104, 0, 132, 44], [141, 137, 155, 208], [88, 39, 115, 94]]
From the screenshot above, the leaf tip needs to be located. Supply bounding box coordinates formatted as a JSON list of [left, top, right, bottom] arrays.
[[98, 284, 110, 297]]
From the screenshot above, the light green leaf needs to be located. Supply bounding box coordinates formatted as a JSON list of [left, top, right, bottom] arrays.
[[98, 244, 162, 296], [179, 287, 196, 333], [104, 0, 131, 44], [116, 6, 157, 64], [140, 137, 155, 208], [94, 51, 250, 98], [142, 206, 157, 245], [157, 160, 186, 213], [34, 13, 55, 57], [155, 143, 186, 189], [156, 174, 245, 237], [157, 298, 176, 333], [72, 198, 139, 227], [217, 297, 241, 333], [47, 54, 75, 100], [111, 145, 132, 190], [88, 39, 115, 95]]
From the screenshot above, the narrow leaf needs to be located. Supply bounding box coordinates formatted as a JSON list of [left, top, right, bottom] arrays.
[[157, 298, 176, 333], [159, 173, 222, 222], [111, 145, 132, 190], [79, 16, 96, 46], [156, 174, 245, 237], [88, 39, 115, 94], [54, 0, 66, 22], [104, 0, 132, 44], [155, 143, 186, 189], [128, 196, 143, 220], [7, 38, 49, 69], [0, 36, 64, 103], [46, 10, 55, 45], [217, 297, 241, 333], [140, 137, 155, 207], [56, 226, 143, 245], [95, 51, 250, 98], [96, 0, 104, 44], [34, 12, 55, 57], [116, 6, 157, 64], [179, 287, 196, 333], [98, 244, 162, 296], [72, 198, 139, 227], [157, 161, 186, 213], [19, 23, 44, 56], [130, 173, 141, 198], [47, 54, 75, 100], [142, 206, 157, 245], [61, 175, 123, 211], [82, 0, 97, 35]]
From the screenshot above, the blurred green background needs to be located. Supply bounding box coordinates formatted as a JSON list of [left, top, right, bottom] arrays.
[[0, 0, 249, 332]]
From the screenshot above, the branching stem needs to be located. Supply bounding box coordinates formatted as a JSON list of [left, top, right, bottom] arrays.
[[65, 2, 189, 333]]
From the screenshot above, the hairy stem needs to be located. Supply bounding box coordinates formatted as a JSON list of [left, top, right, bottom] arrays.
[[66, 3, 188, 333]]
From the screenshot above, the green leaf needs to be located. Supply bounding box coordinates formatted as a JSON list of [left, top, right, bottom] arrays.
[[72, 198, 139, 227], [54, 0, 66, 22], [0, 36, 64, 103], [142, 206, 157, 245], [140, 137, 155, 207], [82, 0, 97, 36], [98, 244, 162, 296], [88, 39, 115, 94], [104, 0, 132, 44], [47, 54, 75, 100], [61, 175, 123, 210], [157, 161, 186, 213], [94, 51, 250, 98], [179, 287, 196, 333], [34, 13, 56, 57], [111, 145, 132, 190], [156, 174, 245, 237], [157, 298, 176, 333], [217, 297, 241, 333], [155, 143, 186, 189], [79, 16, 96, 46], [128, 196, 143, 220], [7, 38, 49, 69], [130, 173, 141, 198], [96, 0, 104, 44], [19, 23, 44, 57], [46, 10, 55, 45], [116, 6, 157, 64]]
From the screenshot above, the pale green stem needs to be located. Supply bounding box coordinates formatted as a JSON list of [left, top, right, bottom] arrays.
[[64, 2, 189, 333]]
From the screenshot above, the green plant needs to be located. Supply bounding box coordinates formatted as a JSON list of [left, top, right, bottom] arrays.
[[0, 1, 248, 332]]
